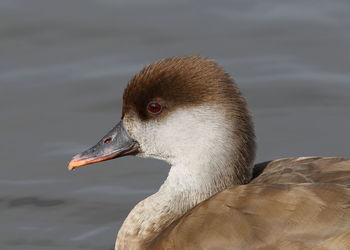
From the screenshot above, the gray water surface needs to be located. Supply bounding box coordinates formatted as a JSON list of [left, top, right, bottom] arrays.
[[1, 1, 350, 249]]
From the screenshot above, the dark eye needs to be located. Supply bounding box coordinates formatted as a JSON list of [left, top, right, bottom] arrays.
[[147, 102, 162, 114]]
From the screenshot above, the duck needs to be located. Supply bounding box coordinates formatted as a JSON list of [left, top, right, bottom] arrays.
[[68, 56, 350, 250]]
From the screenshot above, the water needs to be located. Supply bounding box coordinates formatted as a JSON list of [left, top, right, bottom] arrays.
[[1, 0, 350, 249]]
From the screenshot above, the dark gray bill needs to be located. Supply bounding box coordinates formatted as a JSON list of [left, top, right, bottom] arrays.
[[68, 121, 139, 170]]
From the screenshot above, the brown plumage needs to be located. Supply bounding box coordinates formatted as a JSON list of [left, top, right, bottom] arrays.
[[123, 56, 255, 184], [68, 56, 350, 250], [150, 157, 350, 249]]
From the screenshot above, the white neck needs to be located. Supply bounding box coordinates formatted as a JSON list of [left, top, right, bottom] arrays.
[[116, 105, 254, 249], [115, 151, 243, 249]]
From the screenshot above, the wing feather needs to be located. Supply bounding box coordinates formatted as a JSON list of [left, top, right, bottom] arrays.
[[150, 158, 350, 250]]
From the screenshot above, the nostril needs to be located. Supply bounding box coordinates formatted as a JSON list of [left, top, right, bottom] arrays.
[[103, 137, 112, 144]]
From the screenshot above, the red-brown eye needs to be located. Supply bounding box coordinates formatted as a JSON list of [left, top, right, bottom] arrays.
[[147, 102, 162, 114]]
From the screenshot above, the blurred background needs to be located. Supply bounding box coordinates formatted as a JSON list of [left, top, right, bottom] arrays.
[[1, 0, 349, 249]]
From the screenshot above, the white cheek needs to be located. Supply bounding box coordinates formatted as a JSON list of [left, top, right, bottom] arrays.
[[123, 106, 233, 166], [159, 106, 233, 166], [123, 115, 164, 159]]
